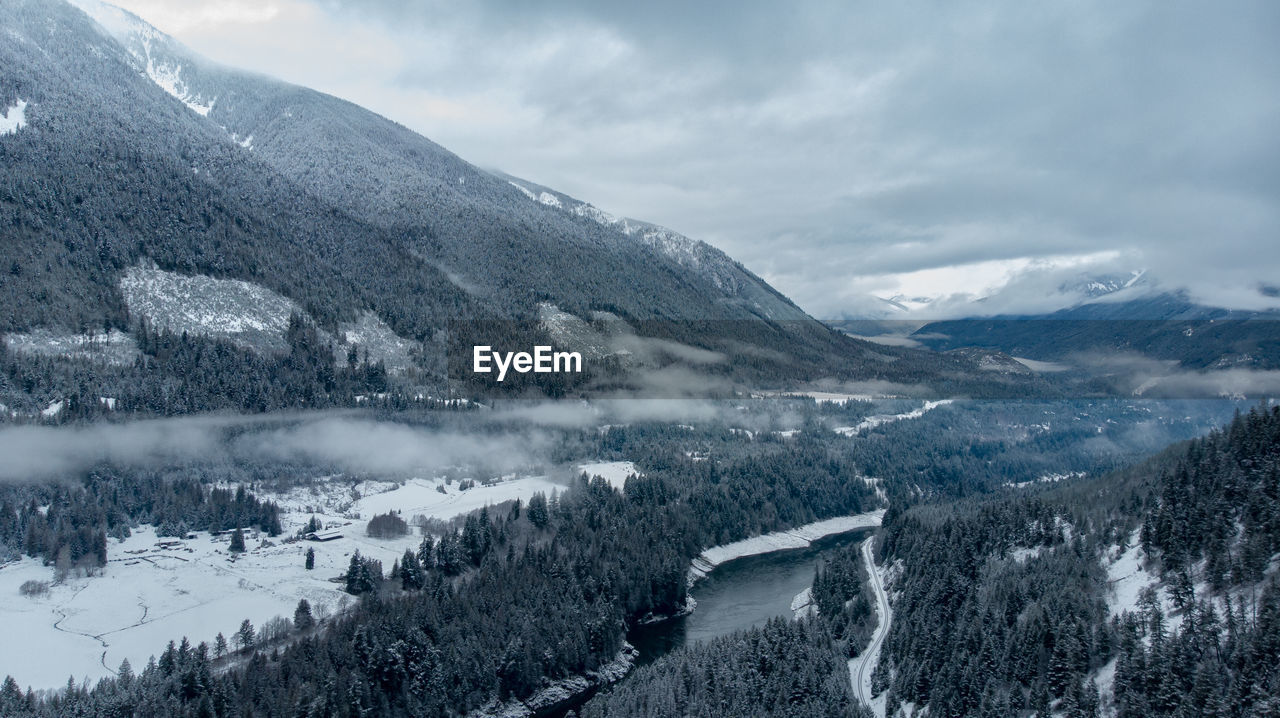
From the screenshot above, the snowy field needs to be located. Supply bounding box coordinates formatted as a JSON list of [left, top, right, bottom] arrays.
[[0, 525, 354, 690], [575, 461, 640, 490], [0, 473, 567, 690]]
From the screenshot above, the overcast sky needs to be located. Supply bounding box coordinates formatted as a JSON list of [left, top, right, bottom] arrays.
[[106, 0, 1279, 318]]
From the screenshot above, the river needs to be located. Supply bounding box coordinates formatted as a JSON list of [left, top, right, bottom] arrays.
[[536, 527, 874, 717]]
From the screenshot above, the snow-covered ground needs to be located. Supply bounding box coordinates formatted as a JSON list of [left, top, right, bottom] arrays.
[[1105, 533, 1162, 618], [689, 511, 885, 582], [71, 0, 215, 116], [349, 475, 564, 522], [1009, 546, 1044, 563], [337, 311, 419, 375], [1006, 470, 1087, 490], [1103, 530, 1184, 632], [0, 525, 354, 690], [788, 391, 878, 405], [790, 586, 815, 619], [1, 98, 28, 135], [1012, 356, 1070, 373], [4, 328, 141, 366], [575, 461, 639, 490], [1094, 658, 1119, 717], [0, 473, 568, 691], [834, 400, 954, 436], [120, 266, 301, 352]]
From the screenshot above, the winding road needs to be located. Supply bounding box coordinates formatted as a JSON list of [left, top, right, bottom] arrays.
[[851, 536, 891, 717]]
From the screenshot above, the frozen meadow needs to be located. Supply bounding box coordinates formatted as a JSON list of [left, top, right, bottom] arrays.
[[0, 473, 564, 690]]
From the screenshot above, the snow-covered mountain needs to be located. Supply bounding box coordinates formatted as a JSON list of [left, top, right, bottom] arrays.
[[2, 0, 1017, 411], [499, 174, 810, 322], [844, 268, 1157, 322], [59, 0, 808, 326]]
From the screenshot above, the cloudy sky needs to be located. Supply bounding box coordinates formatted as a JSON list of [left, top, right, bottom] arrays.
[[106, 0, 1279, 318]]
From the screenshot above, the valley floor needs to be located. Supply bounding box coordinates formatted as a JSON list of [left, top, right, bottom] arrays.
[[0, 472, 564, 689]]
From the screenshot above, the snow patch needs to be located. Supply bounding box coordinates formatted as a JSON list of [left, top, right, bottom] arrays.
[[788, 391, 879, 404], [337, 311, 419, 375], [508, 181, 537, 200], [41, 400, 64, 419], [120, 265, 302, 351], [1103, 530, 1180, 630], [1012, 356, 1070, 373], [1009, 546, 1043, 563], [834, 400, 954, 436], [1094, 658, 1118, 716], [70, 0, 216, 116], [351, 476, 563, 522], [576, 461, 639, 490], [1105, 536, 1154, 618], [570, 202, 618, 225], [536, 191, 562, 208], [4, 328, 140, 366], [790, 586, 815, 619], [0, 99, 28, 135], [1006, 470, 1086, 490], [689, 510, 885, 583], [144, 54, 215, 115]]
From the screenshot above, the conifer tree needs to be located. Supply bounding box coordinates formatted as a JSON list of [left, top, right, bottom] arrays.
[[235, 619, 255, 652], [229, 527, 246, 553], [294, 599, 314, 631]]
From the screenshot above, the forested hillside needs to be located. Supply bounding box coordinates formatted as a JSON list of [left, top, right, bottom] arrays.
[[873, 405, 1280, 716], [580, 618, 868, 718], [912, 292, 1280, 371]]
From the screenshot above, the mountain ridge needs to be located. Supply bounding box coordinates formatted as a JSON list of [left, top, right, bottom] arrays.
[[0, 0, 1039, 414]]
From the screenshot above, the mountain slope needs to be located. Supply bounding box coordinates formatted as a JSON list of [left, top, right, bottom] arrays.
[[496, 172, 811, 322], [875, 405, 1280, 716], [913, 293, 1280, 370], [0, 0, 474, 340], [65, 0, 805, 326], [0, 0, 1038, 412]]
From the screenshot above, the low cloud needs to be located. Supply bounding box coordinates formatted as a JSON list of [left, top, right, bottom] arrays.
[[1071, 352, 1280, 398], [0, 413, 549, 482], [233, 418, 548, 475], [0, 415, 236, 481]]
